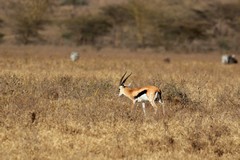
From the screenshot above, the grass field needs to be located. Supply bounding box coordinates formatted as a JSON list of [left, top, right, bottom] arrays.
[[0, 45, 240, 159]]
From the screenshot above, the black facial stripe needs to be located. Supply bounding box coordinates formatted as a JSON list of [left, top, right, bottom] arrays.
[[134, 90, 147, 99]]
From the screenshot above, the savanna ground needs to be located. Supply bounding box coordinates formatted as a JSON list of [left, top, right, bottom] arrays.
[[0, 45, 240, 159]]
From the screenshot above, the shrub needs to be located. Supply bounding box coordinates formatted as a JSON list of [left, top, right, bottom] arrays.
[[0, 33, 4, 43], [0, 18, 4, 43], [214, 2, 240, 23], [101, 4, 134, 25], [0, 18, 3, 27], [101, 1, 154, 48], [60, 0, 88, 6], [62, 0, 240, 51], [10, 0, 50, 44], [64, 15, 112, 45], [126, 1, 153, 48], [162, 83, 189, 105], [217, 38, 231, 51], [101, 4, 134, 47], [159, 20, 210, 42]]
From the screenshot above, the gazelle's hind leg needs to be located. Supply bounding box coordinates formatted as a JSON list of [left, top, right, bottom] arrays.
[[160, 101, 165, 115], [142, 103, 146, 116], [150, 101, 158, 114], [157, 91, 165, 115]]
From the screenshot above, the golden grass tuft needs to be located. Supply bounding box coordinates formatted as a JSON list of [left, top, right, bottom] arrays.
[[0, 46, 240, 159]]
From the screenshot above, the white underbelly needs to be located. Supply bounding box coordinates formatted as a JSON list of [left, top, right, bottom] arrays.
[[136, 94, 148, 102]]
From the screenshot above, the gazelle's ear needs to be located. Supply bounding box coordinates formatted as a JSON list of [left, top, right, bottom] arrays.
[[126, 83, 131, 87]]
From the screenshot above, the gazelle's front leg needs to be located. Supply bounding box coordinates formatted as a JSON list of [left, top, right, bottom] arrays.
[[130, 101, 136, 113], [159, 101, 165, 115], [142, 103, 146, 116], [150, 101, 158, 114]]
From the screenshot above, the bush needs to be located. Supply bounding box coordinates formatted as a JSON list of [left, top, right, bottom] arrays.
[[214, 2, 240, 22], [217, 38, 231, 51], [101, 1, 154, 48], [100, 1, 212, 49], [0, 18, 4, 43], [126, 1, 154, 48], [62, 0, 240, 51], [0, 33, 4, 43], [100, 4, 134, 47], [0, 18, 3, 27], [10, 0, 50, 44], [64, 15, 112, 45], [60, 0, 88, 6], [162, 83, 189, 105], [101, 4, 134, 25], [159, 20, 210, 42]]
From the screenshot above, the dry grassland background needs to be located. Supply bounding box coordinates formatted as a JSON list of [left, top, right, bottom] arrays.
[[0, 45, 240, 159]]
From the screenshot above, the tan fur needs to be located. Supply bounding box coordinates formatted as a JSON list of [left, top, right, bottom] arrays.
[[123, 86, 160, 101], [120, 85, 163, 115], [119, 73, 164, 115]]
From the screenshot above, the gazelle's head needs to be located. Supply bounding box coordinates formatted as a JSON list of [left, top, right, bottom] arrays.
[[118, 72, 132, 96]]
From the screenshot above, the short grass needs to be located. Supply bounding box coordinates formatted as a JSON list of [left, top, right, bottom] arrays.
[[0, 45, 240, 159]]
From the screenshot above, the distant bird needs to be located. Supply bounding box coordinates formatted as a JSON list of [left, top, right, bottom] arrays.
[[70, 51, 79, 62], [221, 55, 238, 64]]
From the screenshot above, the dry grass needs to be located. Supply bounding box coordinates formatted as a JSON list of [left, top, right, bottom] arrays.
[[0, 45, 240, 159]]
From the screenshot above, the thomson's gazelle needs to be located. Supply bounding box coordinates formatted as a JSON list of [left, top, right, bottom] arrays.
[[118, 72, 164, 116]]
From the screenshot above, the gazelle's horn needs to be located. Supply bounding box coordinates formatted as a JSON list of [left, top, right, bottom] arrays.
[[119, 72, 127, 85], [121, 73, 132, 85]]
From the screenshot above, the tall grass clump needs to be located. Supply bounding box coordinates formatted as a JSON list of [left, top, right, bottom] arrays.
[[162, 82, 189, 105]]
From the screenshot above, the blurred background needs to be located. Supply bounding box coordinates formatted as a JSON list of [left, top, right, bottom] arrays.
[[1, 0, 240, 53]]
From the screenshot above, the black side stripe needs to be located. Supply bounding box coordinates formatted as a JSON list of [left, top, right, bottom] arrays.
[[134, 90, 147, 99]]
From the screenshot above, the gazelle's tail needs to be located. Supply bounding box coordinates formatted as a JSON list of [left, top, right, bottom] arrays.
[[157, 91, 163, 104], [157, 91, 165, 115]]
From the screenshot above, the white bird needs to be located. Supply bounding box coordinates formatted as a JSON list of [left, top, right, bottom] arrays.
[[70, 51, 79, 62]]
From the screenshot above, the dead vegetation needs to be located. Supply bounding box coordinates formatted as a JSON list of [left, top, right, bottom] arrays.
[[1, 0, 240, 52], [0, 46, 239, 159]]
